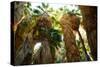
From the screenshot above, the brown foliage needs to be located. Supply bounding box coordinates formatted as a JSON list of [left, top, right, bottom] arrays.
[[36, 15, 52, 29], [32, 15, 52, 40], [69, 14, 80, 31]]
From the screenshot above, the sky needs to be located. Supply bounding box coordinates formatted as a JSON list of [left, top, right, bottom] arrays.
[[31, 2, 79, 11]]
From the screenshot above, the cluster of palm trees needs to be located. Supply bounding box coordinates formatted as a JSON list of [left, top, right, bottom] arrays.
[[12, 2, 97, 65]]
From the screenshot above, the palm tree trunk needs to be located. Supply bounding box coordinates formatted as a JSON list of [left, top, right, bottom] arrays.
[[80, 6, 97, 60], [60, 14, 80, 62]]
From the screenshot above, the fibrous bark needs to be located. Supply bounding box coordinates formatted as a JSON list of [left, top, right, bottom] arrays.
[[80, 6, 97, 60], [60, 14, 80, 62]]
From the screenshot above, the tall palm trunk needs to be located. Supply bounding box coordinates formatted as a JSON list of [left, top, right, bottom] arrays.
[[41, 39, 53, 63], [33, 38, 54, 64], [60, 14, 80, 62], [80, 6, 97, 60]]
